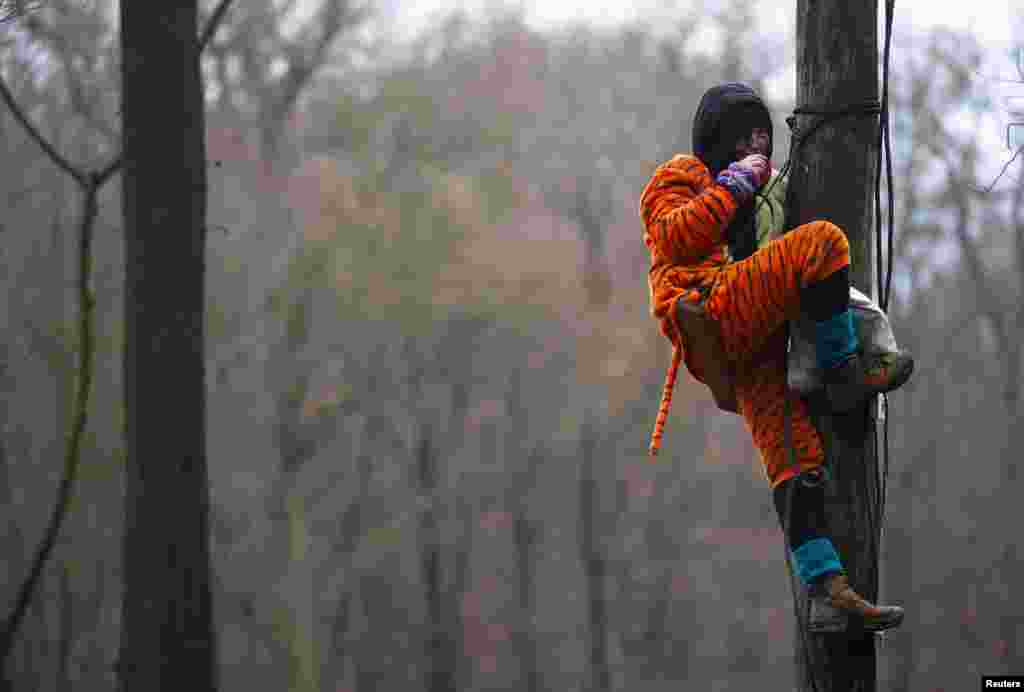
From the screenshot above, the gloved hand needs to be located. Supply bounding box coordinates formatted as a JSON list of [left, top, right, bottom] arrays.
[[716, 154, 770, 205]]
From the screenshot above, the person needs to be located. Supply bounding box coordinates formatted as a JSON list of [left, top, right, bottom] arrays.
[[638, 82, 913, 632]]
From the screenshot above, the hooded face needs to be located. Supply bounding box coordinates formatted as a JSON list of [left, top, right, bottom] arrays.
[[691, 83, 774, 262], [692, 83, 773, 176], [733, 123, 771, 159]]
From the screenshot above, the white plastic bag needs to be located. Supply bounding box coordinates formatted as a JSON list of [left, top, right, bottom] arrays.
[[787, 287, 900, 395]]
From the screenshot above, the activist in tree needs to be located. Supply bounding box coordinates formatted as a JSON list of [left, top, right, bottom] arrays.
[[639, 82, 913, 632]]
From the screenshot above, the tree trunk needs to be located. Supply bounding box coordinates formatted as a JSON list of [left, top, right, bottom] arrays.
[[788, 2, 881, 690], [579, 412, 611, 692], [507, 370, 541, 692], [418, 423, 459, 692], [119, 4, 217, 690]]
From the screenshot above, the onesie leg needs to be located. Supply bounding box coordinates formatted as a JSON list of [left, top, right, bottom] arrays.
[[706, 220, 851, 363], [731, 329, 825, 488], [705, 221, 852, 485], [772, 469, 843, 587], [773, 470, 905, 633]]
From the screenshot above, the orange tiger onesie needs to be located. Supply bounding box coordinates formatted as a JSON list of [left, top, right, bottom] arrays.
[[638, 84, 910, 633], [641, 156, 850, 488], [639, 88, 849, 490]]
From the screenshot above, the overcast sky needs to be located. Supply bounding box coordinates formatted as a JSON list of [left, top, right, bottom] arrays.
[[527, 0, 1015, 41], [399, 0, 1017, 43], [393, 0, 1021, 89]]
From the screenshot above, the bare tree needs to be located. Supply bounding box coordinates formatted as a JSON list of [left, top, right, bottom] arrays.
[[505, 370, 541, 692], [118, 2, 234, 688], [203, 0, 372, 170], [579, 410, 611, 692], [410, 351, 471, 692], [909, 30, 1024, 673]]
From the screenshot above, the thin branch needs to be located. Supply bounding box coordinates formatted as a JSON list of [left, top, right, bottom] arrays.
[[0, 0, 233, 180], [0, 179, 98, 665], [97, 152, 121, 185], [0, 74, 86, 183], [973, 146, 1024, 195], [0, 1, 44, 24], [272, 0, 371, 121], [937, 145, 1010, 351], [200, 0, 234, 50], [22, 14, 119, 144]]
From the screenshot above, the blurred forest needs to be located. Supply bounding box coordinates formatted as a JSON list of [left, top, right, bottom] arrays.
[[0, 0, 1022, 689]]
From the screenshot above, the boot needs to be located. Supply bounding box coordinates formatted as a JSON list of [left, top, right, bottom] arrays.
[[824, 350, 914, 413], [806, 573, 905, 633]]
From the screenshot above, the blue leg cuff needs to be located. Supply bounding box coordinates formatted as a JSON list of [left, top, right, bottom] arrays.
[[790, 538, 844, 586], [814, 309, 858, 371]]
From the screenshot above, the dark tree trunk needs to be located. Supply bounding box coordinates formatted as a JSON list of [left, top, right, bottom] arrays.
[[507, 370, 541, 692], [119, 4, 217, 690], [579, 412, 611, 692], [417, 422, 464, 692], [788, 2, 881, 691]]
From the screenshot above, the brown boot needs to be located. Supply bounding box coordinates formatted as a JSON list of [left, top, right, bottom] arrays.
[[806, 573, 905, 633], [824, 350, 914, 413]]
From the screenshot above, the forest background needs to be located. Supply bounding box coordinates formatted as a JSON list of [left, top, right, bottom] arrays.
[[1, 0, 1023, 690]]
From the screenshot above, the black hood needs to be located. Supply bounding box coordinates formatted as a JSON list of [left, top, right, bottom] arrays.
[[692, 82, 773, 177]]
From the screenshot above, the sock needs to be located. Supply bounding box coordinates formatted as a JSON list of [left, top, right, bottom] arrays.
[[790, 537, 844, 587], [813, 309, 858, 371]]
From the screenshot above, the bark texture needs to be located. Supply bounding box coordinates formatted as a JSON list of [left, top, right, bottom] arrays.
[[119, 4, 217, 689], [788, 2, 882, 691]]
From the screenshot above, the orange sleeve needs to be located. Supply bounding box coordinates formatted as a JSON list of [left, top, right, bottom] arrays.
[[639, 155, 739, 266]]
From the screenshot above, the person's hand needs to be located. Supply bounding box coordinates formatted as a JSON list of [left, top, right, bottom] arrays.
[[734, 154, 771, 188], [715, 154, 770, 205]]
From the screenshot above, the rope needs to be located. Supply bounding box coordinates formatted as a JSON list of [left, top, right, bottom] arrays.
[[872, 0, 897, 630], [873, 0, 897, 620]]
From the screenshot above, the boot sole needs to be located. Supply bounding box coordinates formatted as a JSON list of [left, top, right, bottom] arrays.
[[827, 356, 915, 413], [806, 610, 906, 634], [807, 619, 846, 634], [863, 610, 905, 632]]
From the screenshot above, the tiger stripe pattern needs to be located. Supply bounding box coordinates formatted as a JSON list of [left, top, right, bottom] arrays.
[[640, 154, 851, 487]]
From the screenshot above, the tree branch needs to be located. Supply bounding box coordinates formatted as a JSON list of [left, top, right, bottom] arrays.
[[0, 179, 98, 668], [934, 144, 1009, 350], [271, 0, 371, 133], [22, 14, 118, 144], [0, 1, 44, 24], [0, 74, 85, 183], [200, 0, 235, 50]]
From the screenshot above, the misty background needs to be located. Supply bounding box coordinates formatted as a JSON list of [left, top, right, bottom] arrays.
[[1, 0, 1023, 690]]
